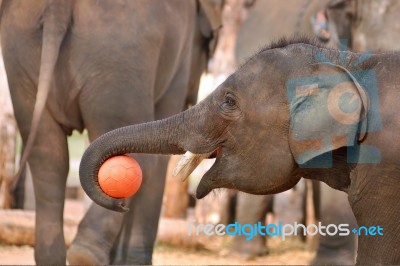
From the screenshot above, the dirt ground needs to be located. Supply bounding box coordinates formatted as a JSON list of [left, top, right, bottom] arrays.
[[0, 238, 314, 265], [0, 194, 314, 265]]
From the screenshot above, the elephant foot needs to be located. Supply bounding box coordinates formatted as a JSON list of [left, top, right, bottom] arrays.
[[310, 246, 355, 265], [67, 242, 109, 265], [111, 247, 153, 265], [231, 239, 268, 260]]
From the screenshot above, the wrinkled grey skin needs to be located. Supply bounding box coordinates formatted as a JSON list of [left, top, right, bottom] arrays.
[[311, 183, 358, 265], [80, 39, 400, 265], [234, 1, 356, 264], [0, 0, 219, 264], [231, 192, 273, 258]]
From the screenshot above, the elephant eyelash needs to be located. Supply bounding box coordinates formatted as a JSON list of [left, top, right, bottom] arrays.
[[222, 93, 238, 108], [225, 97, 236, 107]]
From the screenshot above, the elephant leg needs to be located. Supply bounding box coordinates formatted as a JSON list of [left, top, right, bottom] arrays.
[[4, 46, 69, 263], [67, 203, 124, 265], [68, 78, 155, 264], [68, 160, 150, 264], [111, 155, 168, 264], [7, 74, 69, 263], [300, 180, 321, 241], [232, 192, 273, 259], [311, 182, 357, 265], [19, 111, 69, 264], [349, 169, 400, 265], [68, 145, 126, 264], [111, 55, 192, 264]]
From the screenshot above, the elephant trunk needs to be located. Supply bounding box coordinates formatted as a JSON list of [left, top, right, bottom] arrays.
[[79, 103, 216, 212]]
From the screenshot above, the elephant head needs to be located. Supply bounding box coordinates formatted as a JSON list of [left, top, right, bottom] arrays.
[[80, 38, 372, 212]]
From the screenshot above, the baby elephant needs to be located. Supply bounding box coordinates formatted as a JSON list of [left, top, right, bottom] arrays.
[[80, 37, 400, 265]]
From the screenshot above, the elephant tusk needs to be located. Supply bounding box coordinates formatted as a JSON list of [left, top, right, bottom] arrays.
[[173, 151, 213, 182]]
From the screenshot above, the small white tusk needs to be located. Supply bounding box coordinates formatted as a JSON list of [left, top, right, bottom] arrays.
[[173, 151, 213, 182]]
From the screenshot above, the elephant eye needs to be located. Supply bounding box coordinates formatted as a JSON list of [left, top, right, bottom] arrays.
[[219, 93, 241, 119], [226, 97, 236, 106], [223, 94, 237, 109]]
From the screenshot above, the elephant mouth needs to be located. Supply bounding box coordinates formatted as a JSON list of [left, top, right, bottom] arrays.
[[173, 147, 222, 193]]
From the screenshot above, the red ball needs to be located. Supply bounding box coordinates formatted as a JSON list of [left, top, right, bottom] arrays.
[[98, 155, 142, 198]]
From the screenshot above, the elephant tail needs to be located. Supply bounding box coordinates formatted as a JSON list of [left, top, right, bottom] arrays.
[[13, 3, 72, 186]]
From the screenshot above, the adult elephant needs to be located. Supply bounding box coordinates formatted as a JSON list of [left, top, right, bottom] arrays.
[[323, 0, 400, 52], [80, 37, 400, 265], [0, 0, 221, 264], [232, 1, 357, 264]]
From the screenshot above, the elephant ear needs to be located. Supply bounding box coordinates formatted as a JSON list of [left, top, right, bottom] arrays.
[[288, 63, 369, 167], [198, 0, 223, 55]]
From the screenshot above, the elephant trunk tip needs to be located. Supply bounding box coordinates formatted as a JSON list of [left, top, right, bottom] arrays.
[[115, 201, 130, 212], [80, 178, 131, 212], [79, 146, 131, 213]]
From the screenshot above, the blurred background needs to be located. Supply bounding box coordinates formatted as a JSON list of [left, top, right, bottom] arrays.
[[0, 0, 399, 264]]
